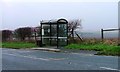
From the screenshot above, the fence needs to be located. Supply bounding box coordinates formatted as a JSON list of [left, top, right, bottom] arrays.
[[101, 28, 120, 45], [101, 28, 120, 39]]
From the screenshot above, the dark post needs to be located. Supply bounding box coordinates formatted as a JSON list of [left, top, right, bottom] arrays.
[[50, 22, 51, 46], [40, 21, 42, 47], [34, 29, 37, 42], [118, 28, 120, 46], [67, 24, 68, 45], [57, 23, 59, 48], [101, 29, 104, 41]]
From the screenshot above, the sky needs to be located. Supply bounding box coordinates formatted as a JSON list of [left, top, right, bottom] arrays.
[[1, 0, 119, 31]]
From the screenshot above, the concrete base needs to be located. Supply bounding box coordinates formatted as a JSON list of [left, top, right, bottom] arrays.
[[31, 48, 60, 52]]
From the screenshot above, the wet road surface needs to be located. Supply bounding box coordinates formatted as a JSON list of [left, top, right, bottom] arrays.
[[2, 48, 119, 70]]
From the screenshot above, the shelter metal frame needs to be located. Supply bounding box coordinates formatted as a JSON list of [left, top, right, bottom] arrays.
[[40, 19, 68, 48]]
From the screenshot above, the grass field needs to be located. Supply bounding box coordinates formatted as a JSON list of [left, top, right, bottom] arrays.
[[65, 38, 120, 56], [65, 43, 120, 56], [2, 38, 120, 56], [2, 42, 38, 49]]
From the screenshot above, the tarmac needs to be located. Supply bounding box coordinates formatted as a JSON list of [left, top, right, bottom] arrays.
[[2, 48, 119, 70]]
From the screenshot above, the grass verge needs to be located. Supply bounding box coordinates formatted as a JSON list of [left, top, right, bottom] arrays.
[[65, 43, 120, 56], [2, 42, 38, 49]]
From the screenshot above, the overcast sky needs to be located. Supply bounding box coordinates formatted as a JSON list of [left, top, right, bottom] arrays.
[[1, 0, 119, 31]]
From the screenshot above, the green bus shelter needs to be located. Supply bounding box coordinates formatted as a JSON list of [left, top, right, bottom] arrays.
[[40, 18, 68, 48]]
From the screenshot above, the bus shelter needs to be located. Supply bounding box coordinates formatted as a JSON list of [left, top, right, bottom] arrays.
[[40, 19, 68, 48]]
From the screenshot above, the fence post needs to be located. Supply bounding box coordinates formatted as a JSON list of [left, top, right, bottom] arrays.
[[118, 28, 120, 46], [34, 29, 37, 41], [101, 29, 104, 41]]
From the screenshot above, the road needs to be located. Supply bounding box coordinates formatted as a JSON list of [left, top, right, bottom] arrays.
[[2, 48, 119, 71]]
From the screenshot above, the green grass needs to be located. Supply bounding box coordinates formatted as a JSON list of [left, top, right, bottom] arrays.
[[65, 43, 120, 56], [0, 42, 2, 47], [2, 42, 38, 49], [2, 41, 120, 56]]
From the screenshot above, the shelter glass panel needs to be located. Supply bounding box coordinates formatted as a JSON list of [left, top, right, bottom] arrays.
[[58, 24, 67, 47], [51, 24, 57, 46]]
